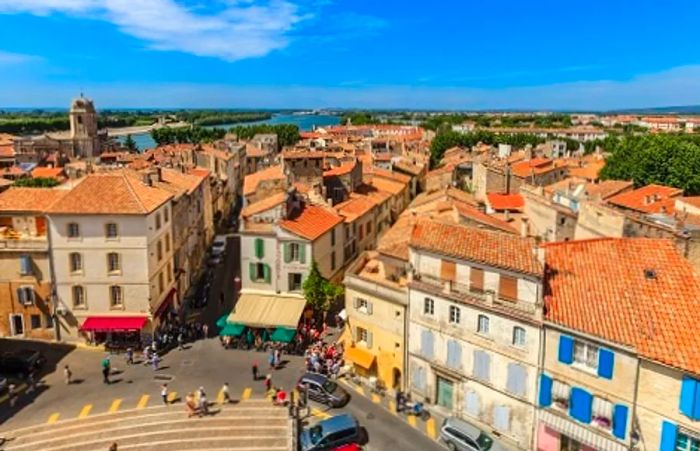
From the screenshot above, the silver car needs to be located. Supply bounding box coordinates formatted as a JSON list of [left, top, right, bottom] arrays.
[[439, 416, 506, 451]]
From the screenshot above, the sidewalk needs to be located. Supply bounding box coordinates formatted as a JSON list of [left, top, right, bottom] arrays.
[[336, 378, 445, 445]]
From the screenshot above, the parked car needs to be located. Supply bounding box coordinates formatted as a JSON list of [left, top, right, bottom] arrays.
[[297, 373, 350, 408], [0, 350, 46, 378], [439, 416, 505, 451], [300, 414, 362, 451], [211, 235, 227, 257]]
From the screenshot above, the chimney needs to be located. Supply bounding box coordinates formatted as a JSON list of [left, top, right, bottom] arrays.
[[520, 216, 529, 237]]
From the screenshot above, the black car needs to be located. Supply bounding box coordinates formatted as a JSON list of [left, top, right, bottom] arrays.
[[297, 373, 350, 408], [0, 349, 46, 378]]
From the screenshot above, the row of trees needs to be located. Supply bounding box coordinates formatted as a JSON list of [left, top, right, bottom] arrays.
[[228, 124, 300, 147], [600, 134, 700, 195], [429, 130, 545, 166], [175, 111, 271, 126], [150, 126, 226, 145], [420, 113, 573, 131]]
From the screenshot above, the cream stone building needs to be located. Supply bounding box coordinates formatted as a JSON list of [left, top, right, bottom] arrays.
[[47, 171, 176, 342], [407, 220, 543, 449]]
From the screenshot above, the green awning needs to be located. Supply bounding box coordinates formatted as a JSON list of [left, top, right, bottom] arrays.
[[271, 327, 297, 343], [219, 323, 245, 337], [216, 315, 229, 328]]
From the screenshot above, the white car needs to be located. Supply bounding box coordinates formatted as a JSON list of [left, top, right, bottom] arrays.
[[211, 235, 227, 257]]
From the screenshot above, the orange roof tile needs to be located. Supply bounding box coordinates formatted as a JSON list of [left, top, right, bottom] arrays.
[[323, 161, 357, 177], [335, 194, 376, 222], [411, 220, 541, 276], [0, 187, 66, 212], [544, 238, 700, 376], [453, 202, 518, 234], [241, 192, 286, 218], [585, 180, 634, 200], [487, 192, 524, 210], [279, 205, 343, 241], [607, 184, 683, 214], [199, 144, 233, 161], [366, 177, 405, 196], [510, 158, 561, 178], [245, 143, 269, 158], [48, 172, 172, 215], [370, 167, 411, 184], [30, 167, 65, 180], [158, 167, 206, 195], [282, 150, 325, 159], [678, 196, 700, 209], [243, 165, 285, 196], [569, 160, 605, 181], [0, 144, 14, 158]]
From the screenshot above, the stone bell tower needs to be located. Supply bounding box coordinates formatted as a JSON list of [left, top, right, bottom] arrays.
[[69, 94, 100, 158]]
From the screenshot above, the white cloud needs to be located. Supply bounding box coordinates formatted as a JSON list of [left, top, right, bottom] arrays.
[[0, 0, 304, 61], [0, 50, 39, 65]]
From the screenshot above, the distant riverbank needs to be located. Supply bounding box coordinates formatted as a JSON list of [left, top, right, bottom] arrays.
[[107, 121, 189, 137], [116, 113, 341, 151]]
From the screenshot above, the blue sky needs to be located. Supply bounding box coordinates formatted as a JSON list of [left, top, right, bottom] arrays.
[[1, 0, 700, 109]]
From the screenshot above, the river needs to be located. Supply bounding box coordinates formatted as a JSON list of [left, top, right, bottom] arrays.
[[117, 113, 341, 151]]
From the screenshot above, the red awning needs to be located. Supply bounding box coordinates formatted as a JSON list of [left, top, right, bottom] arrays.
[[154, 288, 177, 318], [80, 316, 148, 332]]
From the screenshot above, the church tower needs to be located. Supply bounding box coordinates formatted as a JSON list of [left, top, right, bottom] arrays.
[[69, 94, 99, 158]]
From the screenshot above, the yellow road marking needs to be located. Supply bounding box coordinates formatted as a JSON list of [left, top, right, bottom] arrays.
[[426, 418, 437, 439], [353, 385, 365, 396], [217, 390, 224, 404], [108, 399, 122, 413], [388, 400, 397, 414], [311, 408, 332, 419], [407, 415, 417, 428], [241, 388, 252, 401], [167, 392, 177, 403], [47, 413, 60, 424], [78, 404, 92, 419], [136, 394, 150, 409], [371, 393, 381, 404]]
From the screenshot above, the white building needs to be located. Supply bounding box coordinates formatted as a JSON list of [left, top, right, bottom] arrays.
[[406, 220, 543, 449], [47, 171, 176, 342]]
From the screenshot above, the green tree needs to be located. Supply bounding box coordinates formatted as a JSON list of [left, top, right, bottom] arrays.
[[123, 134, 137, 151], [303, 261, 344, 314], [14, 177, 60, 188]]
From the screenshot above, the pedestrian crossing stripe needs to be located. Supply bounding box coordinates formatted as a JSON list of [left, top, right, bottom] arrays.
[[407, 415, 417, 428], [167, 392, 177, 403], [47, 413, 60, 424], [426, 418, 437, 439], [310, 408, 332, 419], [109, 399, 122, 413], [241, 388, 252, 401], [353, 385, 365, 396], [78, 404, 92, 419], [371, 393, 381, 404], [388, 400, 397, 414], [217, 390, 225, 404], [136, 394, 150, 409]]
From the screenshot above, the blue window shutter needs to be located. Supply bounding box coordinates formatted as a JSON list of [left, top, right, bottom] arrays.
[[660, 421, 678, 451], [679, 376, 697, 418], [538, 374, 553, 407], [598, 348, 615, 379], [570, 387, 593, 423], [558, 335, 574, 364], [612, 404, 628, 439]]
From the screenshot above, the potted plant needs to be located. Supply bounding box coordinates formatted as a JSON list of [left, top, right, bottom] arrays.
[[593, 416, 612, 428], [553, 397, 569, 409]]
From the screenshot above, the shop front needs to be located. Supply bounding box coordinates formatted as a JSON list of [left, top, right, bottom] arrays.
[[345, 346, 377, 378], [537, 411, 627, 451], [80, 316, 150, 351]]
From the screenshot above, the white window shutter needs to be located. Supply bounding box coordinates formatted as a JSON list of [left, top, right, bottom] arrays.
[[367, 302, 373, 315], [493, 405, 510, 431], [353, 297, 359, 309], [465, 390, 481, 417], [366, 331, 373, 349]]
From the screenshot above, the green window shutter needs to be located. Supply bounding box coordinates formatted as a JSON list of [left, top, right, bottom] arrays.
[[249, 263, 256, 281], [299, 243, 306, 264], [263, 264, 271, 283], [284, 243, 291, 263], [255, 238, 264, 259]]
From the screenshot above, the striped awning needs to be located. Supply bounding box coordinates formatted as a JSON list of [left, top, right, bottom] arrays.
[[539, 410, 627, 451]]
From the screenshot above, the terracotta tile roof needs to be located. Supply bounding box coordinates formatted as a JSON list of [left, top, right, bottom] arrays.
[[487, 192, 525, 210], [366, 176, 405, 196], [427, 163, 455, 177], [335, 194, 376, 222], [1, 166, 26, 176], [0, 144, 14, 158], [241, 191, 286, 218], [607, 184, 683, 214], [453, 201, 518, 234], [30, 167, 65, 180], [245, 143, 269, 158], [510, 158, 563, 178], [279, 205, 343, 241], [0, 187, 66, 212], [585, 180, 634, 200], [189, 168, 211, 178], [323, 161, 357, 177], [199, 144, 233, 161], [243, 165, 285, 196], [354, 183, 392, 205], [158, 167, 206, 195], [370, 167, 411, 184], [678, 196, 700, 209], [377, 213, 423, 261], [411, 219, 542, 276], [393, 160, 424, 176], [544, 238, 700, 376], [282, 150, 325, 159], [569, 160, 605, 181], [48, 172, 172, 215]]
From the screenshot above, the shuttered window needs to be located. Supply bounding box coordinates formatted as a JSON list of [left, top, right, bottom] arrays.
[[446, 340, 462, 369], [498, 275, 518, 301], [506, 363, 527, 397], [464, 391, 481, 417], [472, 350, 491, 382], [493, 405, 510, 432], [440, 260, 456, 282], [411, 364, 426, 391], [254, 238, 264, 259], [470, 268, 484, 292], [420, 329, 434, 360]]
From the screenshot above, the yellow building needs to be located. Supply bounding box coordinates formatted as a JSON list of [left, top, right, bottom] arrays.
[[342, 251, 407, 390]]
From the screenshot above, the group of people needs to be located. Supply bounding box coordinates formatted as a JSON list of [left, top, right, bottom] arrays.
[[153, 319, 209, 352], [181, 383, 232, 417], [304, 341, 344, 378]]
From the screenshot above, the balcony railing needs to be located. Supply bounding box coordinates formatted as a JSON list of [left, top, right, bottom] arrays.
[[414, 273, 538, 315], [0, 237, 49, 251]]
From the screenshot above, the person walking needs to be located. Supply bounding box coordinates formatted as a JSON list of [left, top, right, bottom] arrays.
[[109, 442, 118, 451], [268, 352, 275, 370], [161, 383, 169, 405], [202, 324, 209, 338], [274, 348, 281, 368], [64, 365, 72, 385], [221, 382, 231, 404], [264, 374, 272, 392], [125, 347, 134, 365], [252, 362, 258, 381], [197, 387, 208, 416], [101, 355, 111, 384], [8, 383, 16, 408], [151, 353, 160, 371], [178, 332, 184, 351]]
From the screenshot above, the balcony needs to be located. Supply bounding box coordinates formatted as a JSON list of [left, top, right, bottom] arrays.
[[413, 273, 538, 316], [0, 230, 49, 252]]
